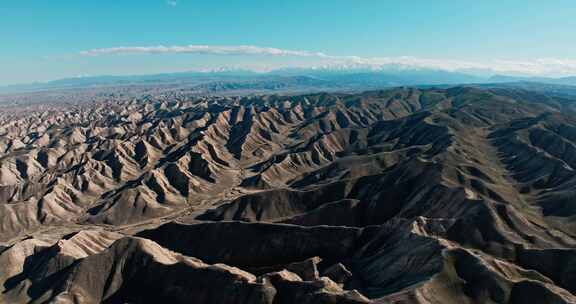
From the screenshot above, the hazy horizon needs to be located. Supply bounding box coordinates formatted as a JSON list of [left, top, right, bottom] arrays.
[[3, 0, 576, 85]]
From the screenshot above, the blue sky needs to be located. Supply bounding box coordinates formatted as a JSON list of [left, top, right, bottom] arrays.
[[2, 0, 576, 85]]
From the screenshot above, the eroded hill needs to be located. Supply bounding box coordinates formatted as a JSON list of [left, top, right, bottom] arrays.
[[2, 87, 576, 303]]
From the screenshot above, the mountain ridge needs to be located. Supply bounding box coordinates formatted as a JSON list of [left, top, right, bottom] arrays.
[[2, 85, 576, 303]]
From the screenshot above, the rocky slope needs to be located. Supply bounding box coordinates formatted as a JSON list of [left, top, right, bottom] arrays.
[[2, 86, 576, 303]]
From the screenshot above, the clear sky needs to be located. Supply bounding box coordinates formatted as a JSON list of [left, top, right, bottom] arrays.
[[2, 0, 576, 85]]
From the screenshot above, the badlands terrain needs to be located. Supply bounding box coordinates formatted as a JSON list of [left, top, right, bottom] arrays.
[[2, 85, 576, 303]]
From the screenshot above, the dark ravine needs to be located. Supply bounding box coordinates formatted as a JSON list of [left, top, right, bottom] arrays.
[[2, 85, 576, 303]]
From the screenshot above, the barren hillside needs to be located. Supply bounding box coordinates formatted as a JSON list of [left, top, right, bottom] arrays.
[[2, 86, 576, 303]]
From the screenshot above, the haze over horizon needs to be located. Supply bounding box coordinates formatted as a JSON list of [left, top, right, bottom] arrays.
[[3, 0, 576, 85]]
